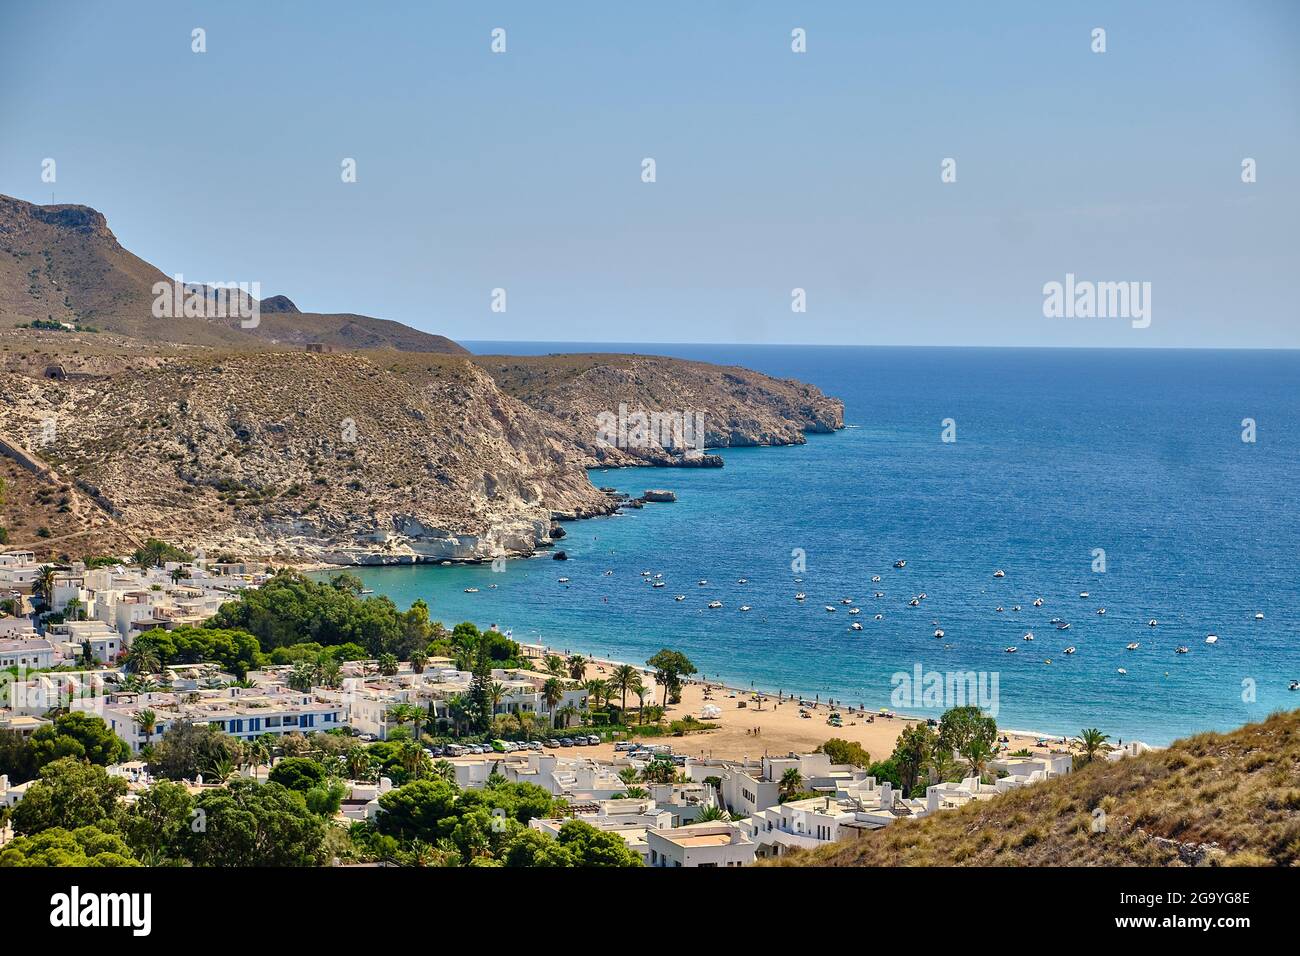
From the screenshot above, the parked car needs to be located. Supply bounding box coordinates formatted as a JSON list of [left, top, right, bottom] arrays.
[[546, 739, 561, 748], [560, 738, 574, 747], [444, 744, 464, 757], [614, 741, 635, 752], [586, 734, 601, 745], [528, 740, 543, 751]]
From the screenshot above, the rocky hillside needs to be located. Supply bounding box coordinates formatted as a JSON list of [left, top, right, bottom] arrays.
[[0, 193, 845, 565], [0, 334, 842, 564], [769, 710, 1300, 867], [0, 194, 465, 354], [475, 353, 843, 466]]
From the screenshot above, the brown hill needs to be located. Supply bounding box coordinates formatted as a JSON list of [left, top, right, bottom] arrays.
[[0, 194, 465, 354], [769, 710, 1300, 867]]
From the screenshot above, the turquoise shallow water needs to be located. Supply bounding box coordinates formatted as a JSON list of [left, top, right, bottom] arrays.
[[322, 344, 1300, 745]]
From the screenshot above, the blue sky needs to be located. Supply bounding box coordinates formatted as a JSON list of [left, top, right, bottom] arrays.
[[1, 1, 1297, 347]]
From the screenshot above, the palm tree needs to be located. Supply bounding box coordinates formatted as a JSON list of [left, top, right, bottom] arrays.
[[556, 703, 578, 730], [486, 681, 508, 717], [446, 695, 472, 738], [961, 738, 994, 781], [567, 654, 587, 680], [410, 650, 428, 674], [387, 703, 423, 740], [431, 759, 456, 784], [513, 709, 536, 741], [583, 678, 609, 708], [610, 664, 638, 713], [618, 766, 640, 785], [631, 677, 648, 722], [542, 678, 564, 727], [377, 653, 399, 676], [135, 709, 157, 750], [1077, 727, 1111, 763], [543, 655, 567, 678], [344, 746, 374, 782], [287, 661, 317, 693], [124, 643, 161, 677], [33, 565, 59, 607], [779, 767, 803, 798], [244, 738, 272, 779], [62, 597, 83, 622], [398, 739, 430, 780], [698, 805, 730, 822]]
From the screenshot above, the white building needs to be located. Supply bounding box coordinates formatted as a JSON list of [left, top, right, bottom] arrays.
[[646, 822, 756, 867]]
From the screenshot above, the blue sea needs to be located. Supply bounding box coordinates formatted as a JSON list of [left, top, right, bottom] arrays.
[[325, 344, 1300, 746]]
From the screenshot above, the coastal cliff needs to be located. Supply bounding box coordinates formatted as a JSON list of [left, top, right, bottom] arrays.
[[0, 194, 844, 564]]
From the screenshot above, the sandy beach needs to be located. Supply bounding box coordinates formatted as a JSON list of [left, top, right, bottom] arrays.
[[568, 654, 1067, 764]]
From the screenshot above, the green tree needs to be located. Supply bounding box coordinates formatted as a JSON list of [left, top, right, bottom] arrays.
[[891, 722, 936, 796], [937, 706, 998, 780], [267, 757, 327, 793], [779, 767, 804, 798], [610, 664, 638, 713], [646, 649, 697, 706], [542, 678, 565, 728], [555, 819, 643, 867], [121, 781, 194, 866], [1077, 727, 1111, 764], [147, 721, 241, 781], [182, 780, 327, 866], [0, 825, 138, 867], [819, 737, 872, 768], [28, 712, 129, 769], [11, 758, 128, 835]]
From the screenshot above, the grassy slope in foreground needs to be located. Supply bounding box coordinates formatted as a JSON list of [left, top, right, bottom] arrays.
[[768, 710, 1300, 867]]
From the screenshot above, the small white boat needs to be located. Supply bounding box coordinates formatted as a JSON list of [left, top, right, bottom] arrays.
[[1063, 646, 1076, 655], [737, 578, 748, 584], [795, 593, 806, 601], [1033, 598, 1044, 607], [1011, 605, 1022, 612], [707, 601, 722, 609], [934, 628, 945, 638], [640, 570, 651, 577], [1097, 608, 1106, 615], [675, 595, 685, 601], [604, 570, 614, 576], [1056, 622, 1071, 630], [893, 560, 907, 568], [825, 605, 836, 613], [1126, 642, 1140, 650], [871, 575, 882, 583], [850, 622, 862, 631], [557, 577, 570, 584], [739, 605, 751, 612], [919, 593, 928, 600], [463, 587, 479, 593], [1148, 619, 1159, 627], [1175, 646, 1189, 654], [909, 598, 920, 607], [874, 591, 884, 598], [848, 607, 860, 615], [1255, 612, 1265, 621], [1205, 634, 1218, 644], [993, 569, 1005, 578], [1004, 646, 1017, 653], [1289, 680, 1299, 691], [1023, 632, 1034, 641], [874, 614, 884, 621], [1117, 668, 1128, 675], [698, 580, 708, 586], [1079, 591, 1089, 598], [652, 581, 664, 588], [995, 606, 1005, 613], [841, 598, 853, 605]]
